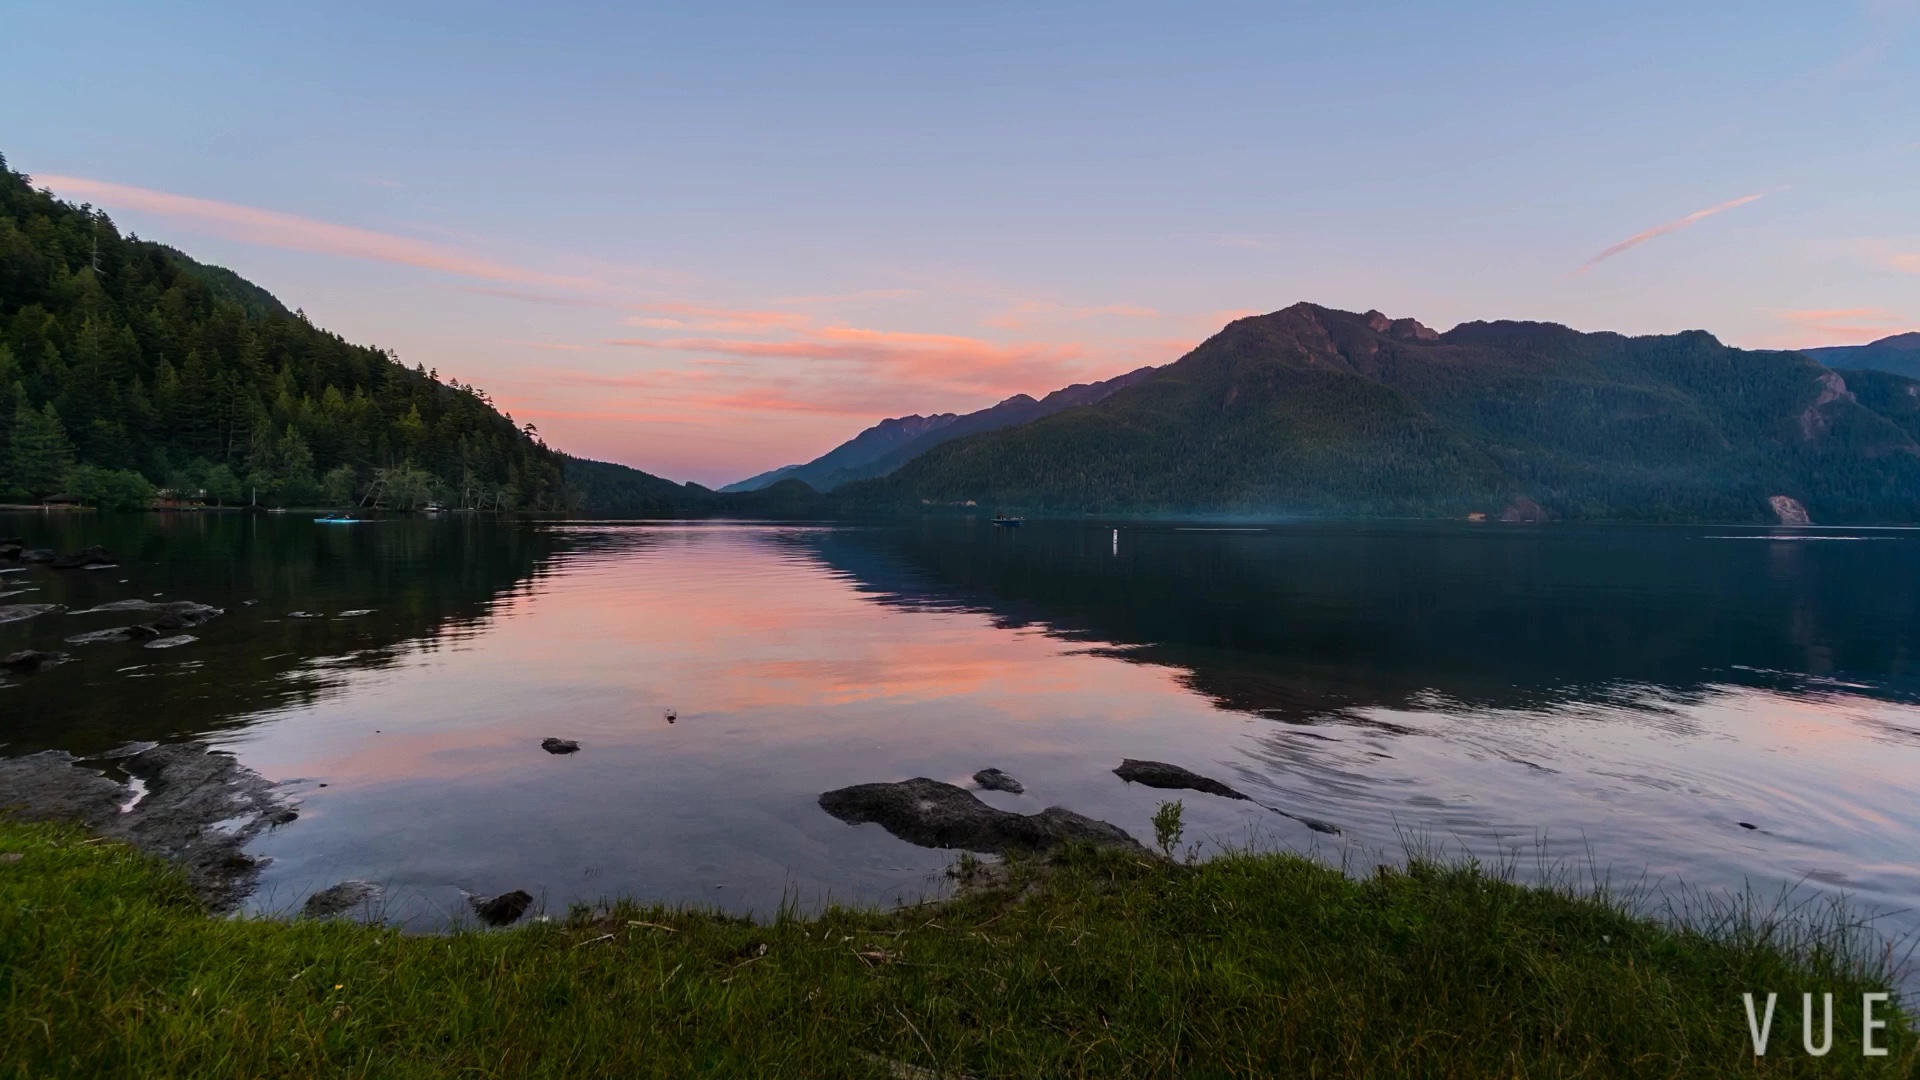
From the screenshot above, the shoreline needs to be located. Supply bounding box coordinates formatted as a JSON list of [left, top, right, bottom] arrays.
[[3, 816, 1912, 1076]]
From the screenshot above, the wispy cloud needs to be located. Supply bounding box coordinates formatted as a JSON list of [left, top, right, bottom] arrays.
[[605, 325, 1087, 395], [1888, 252, 1920, 274], [1575, 193, 1770, 275], [982, 302, 1161, 331], [625, 303, 812, 333], [35, 173, 601, 291], [1775, 307, 1912, 344], [773, 288, 921, 306]]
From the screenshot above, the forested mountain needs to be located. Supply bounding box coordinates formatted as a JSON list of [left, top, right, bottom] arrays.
[[844, 303, 1920, 523], [722, 366, 1157, 493], [0, 153, 569, 510], [1805, 333, 1920, 380]]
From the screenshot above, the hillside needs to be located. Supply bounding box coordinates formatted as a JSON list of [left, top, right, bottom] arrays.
[[0, 153, 567, 510], [844, 303, 1920, 523], [723, 366, 1156, 493], [1806, 332, 1920, 380]]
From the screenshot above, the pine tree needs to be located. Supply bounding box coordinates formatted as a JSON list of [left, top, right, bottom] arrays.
[[5, 400, 76, 497]]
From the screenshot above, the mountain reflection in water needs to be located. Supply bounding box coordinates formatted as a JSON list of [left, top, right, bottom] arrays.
[[2, 515, 1917, 949]]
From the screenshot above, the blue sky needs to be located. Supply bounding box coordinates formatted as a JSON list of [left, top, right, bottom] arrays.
[[6, 1, 1917, 484]]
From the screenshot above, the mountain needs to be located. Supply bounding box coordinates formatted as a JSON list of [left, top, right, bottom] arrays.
[[1805, 333, 1920, 380], [721, 366, 1157, 493], [0, 152, 567, 510], [562, 454, 831, 518], [843, 303, 1920, 524], [721, 412, 961, 492]]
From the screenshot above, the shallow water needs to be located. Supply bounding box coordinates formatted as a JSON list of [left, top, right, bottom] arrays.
[[4, 513, 1919, 945]]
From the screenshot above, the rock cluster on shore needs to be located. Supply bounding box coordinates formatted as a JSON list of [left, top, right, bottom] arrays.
[[0, 743, 291, 911]]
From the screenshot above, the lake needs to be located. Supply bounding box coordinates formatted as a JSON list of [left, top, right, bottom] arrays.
[[5, 513, 1920, 944]]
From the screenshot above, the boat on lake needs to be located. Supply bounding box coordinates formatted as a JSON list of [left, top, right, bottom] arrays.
[[991, 515, 1025, 526], [314, 514, 361, 524]]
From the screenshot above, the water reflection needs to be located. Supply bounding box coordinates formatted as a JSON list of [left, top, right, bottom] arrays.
[[2, 516, 1917, 950], [798, 520, 1920, 720], [0, 513, 562, 753]]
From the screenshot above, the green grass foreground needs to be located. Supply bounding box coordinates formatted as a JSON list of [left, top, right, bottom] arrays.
[[2, 819, 1913, 1078]]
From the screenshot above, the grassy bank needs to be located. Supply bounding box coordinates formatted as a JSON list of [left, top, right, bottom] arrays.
[[1, 819, 1912, 1078]]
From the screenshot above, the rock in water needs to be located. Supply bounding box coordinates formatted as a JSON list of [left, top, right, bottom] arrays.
[[1113, 759, 1250, 801], [470, 889, 534, 926], [1, 650, 68, 673], [66, 627, 143, 645], [49, 546, 115, 570], [304, 880, 382, 918], [143, 635, 198, 650], [540, 738, 580, 754], [19, 549, 55, 564], [972, 768, 1025, 794], [1114, 759, 1342, 834], [0, 604, 58, 625], [819, 777, 1144, 855]]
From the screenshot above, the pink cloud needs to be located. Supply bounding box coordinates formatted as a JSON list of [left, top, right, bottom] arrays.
[[629, 302, 812, 333], [773, 288, 921, 305], [1888, 253, 1920, 274], [35, 173, 602, 291], [1575, 193, 1770, 274], [606, 327, 1087, 393], [982, 302, 1162, 331], [1772, 307, 1913, 346]]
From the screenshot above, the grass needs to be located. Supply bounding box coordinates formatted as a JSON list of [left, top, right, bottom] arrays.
[[2, 817, 1915, 1078]]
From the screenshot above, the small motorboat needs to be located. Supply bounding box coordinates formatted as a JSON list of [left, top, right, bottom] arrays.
[[991, 515, 1025, 527], [314, 514, 361, 524]]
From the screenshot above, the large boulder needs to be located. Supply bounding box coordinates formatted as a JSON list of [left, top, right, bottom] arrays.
[[819, 777, 1143, 855]]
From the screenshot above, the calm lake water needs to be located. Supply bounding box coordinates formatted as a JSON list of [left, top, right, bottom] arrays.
[[5, 513, 1920, 942]]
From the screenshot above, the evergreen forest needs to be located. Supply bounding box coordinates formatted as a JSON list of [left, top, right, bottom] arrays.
[[0, 154, 568, 511]]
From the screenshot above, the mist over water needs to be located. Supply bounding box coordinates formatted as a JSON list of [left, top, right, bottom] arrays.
[[4, 513, 1919, 947]]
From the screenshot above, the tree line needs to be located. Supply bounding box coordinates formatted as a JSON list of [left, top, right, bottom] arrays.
[[0, 152, 568, 511]]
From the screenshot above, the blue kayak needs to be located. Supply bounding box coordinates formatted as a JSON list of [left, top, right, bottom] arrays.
[[314, 516, 361, 524]]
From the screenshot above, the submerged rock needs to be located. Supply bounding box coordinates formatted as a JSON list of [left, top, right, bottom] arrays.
[[819, 777, 1144, 855], [1, 650, 69, 673], [1114, 759, 1249, 801], [1114, 759, 1342, 835], [0, 742, 293, 911], [972, 768, 1025, 794], [143, 635, 198, 650], [304, 880, 382, 918], [470, 889, 534, 926], [0, 604, 58, 625], [19, 549, 55, 564], [540, 738, 580, 755], [49, 546, 116, 570], [72, 599, 223, 627], [64, 625, 163, 645]]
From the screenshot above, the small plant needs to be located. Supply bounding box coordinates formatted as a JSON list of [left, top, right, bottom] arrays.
[[950, 851, 982, 882], [1152, 800, 1184, 858]]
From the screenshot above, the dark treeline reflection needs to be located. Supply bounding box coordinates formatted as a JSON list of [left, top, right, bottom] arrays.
[[0, 512, 567, 754], [797, 520, 1920, 721]]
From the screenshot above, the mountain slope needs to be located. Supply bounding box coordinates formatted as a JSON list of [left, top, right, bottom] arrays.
[[1805, 333, 1920, 380], [722, 366, 1157, 493], [0, 153, 566, 509], [846, 303, 1920, 523]]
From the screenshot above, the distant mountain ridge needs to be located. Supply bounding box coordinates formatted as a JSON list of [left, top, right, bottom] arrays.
[[1805, 332, 1920, 380], [722, 365, 1158, 492], [839, 303, 1920, 524]]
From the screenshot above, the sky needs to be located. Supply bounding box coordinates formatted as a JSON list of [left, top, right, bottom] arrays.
[[5, 1, 1917, 486]]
